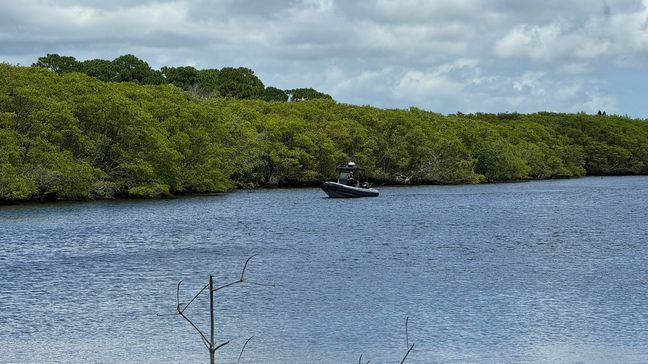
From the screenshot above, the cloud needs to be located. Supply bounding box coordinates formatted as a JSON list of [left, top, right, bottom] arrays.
[[512, 72, 546, 95], [493, 21, 614, 64], [0, 0, 646, 116], [502, 72, 618, 114], [493, 0, 648, 66], [394, 59, 479, 100]]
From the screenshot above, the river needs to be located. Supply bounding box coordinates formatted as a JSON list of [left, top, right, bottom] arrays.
[[1, 176, 648, 363]]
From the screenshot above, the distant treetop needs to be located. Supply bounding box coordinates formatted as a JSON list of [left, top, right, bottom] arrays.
[[32, 53, 333, 102]]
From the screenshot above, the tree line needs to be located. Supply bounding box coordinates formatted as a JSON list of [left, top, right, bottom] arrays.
[[1, 62, 648, 201], [32, 53, 332, 102]]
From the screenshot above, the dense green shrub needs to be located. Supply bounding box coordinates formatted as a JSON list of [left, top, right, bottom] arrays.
[[1, 63, 648, 201]]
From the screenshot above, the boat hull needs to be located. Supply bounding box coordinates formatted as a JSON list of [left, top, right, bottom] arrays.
[[321, 182, 379, 198]]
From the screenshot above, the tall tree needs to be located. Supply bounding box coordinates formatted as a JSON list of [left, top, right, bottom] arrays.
[[32, 54, 81, 74], [263, 86, 289, 102], [214, 67, 264, 99], [80, 59, 119, 82], [161, 66, 200, 90], [111, 54, 164, 84], [286, 88, 333, 101], [197, 69, 220, 95]]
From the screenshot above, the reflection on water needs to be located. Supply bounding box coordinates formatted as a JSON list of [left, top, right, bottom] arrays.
[[1, 176, 648, 363]]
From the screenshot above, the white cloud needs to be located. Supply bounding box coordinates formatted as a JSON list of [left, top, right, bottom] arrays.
[[394, 59, 480, 101], [395, 71, 463, 99], [493, 21, 614, 63], [555, 82, 584, 100], [0, 0, 646, 115], [577, 92, 618, 114], [502, 72, 618, 114], [493, 1, 648, 66], [494, 24, 563, 62], [512, 72, 546, 94]]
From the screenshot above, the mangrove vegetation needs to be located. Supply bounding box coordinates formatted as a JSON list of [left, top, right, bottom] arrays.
[[1, 60, 648, 202]]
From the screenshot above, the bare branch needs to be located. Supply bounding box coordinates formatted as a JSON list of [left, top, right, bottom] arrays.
[[176, 280, 210, 348], [237, 336, 254, 364], [176, 280, 182, 308], [213, 280, 244, 293], [400, 344, 414, 364], [240, 254, 257, 281], [212, 255, 276, 293], [177, 308, 210, 349], [358, 353, 363, 364], [214, 340, 230, 351], [180, 282, 209, 313], [401, 317, 413, 363], [405, 316, 409, 349], [155, 312, 176, 317], [245, 281, 278, 288], [214, 280, 278, 293]]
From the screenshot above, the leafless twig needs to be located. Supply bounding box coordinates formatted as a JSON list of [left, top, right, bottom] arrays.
[[400, 344, 414, 364], [357, 353, 370, 364], [155, 312, 176, 317], [214, 341, 230, 351], [405, 316, 409, 349], [237, 336, 254, 364], [213, 255, 278, 293], [179, 281, 209, 314], [240, 255, 255, 281], [401, 317, 414, 364], [176, 280, 210, 348]]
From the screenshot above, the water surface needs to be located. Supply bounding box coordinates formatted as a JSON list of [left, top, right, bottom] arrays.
[[1, 176, 648, 363]]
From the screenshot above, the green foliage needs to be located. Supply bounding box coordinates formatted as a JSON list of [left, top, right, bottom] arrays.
[[287, 88, 333, 101], [263, 87, 289, 102], [30, 53, 331, 104], [0, 128, 34, 200], [214, 67, 265, 99], [80, 59, 119, 82], [24, 149, 98, 200], [33, 53, 81, 74], [196, 69, 221, 95], [161, 66, 200, 90], [0, 64, 232, 201], [111, 54, 164, 84], [2, 62, 648, 202], [128, 183, 171, 198]]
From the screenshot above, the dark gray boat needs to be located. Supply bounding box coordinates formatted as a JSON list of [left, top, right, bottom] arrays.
[[322, 162, 379, 198]]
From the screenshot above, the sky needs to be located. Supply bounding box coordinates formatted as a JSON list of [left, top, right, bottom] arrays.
[[2, 0, 648, 117]]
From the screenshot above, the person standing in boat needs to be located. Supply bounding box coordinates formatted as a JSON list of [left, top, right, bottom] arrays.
[[347, 171, 356, 186]]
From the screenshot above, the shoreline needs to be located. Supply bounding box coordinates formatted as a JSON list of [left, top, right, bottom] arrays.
[[2, 174, 645, 205]]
